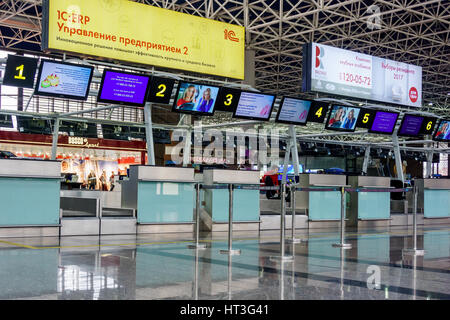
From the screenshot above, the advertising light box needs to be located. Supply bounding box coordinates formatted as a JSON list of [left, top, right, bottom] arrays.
[[98, 70, 151, 107], [172, 82, 220, 116], [303, 43, 422, 107], [232, 92, 276, 121], [275, 97, 312, 125], [34, 60, 94, 100], [42, 0, 245, 79]]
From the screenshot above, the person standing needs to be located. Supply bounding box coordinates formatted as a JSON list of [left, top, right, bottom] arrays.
[[88, 170, 96, 190], [109, 172, 115, 191]]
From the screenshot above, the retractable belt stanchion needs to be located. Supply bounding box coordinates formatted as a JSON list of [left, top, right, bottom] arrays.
[[403, 182, 425, 256], [332, 187, 352, 249], [188, 183, 207, 250], [220, 184, 241, 255], [271, 183, 294, 262], [288, 185, 304, 244]]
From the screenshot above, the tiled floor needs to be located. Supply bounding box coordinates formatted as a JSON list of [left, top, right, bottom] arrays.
[[0, 225, 449, 300]]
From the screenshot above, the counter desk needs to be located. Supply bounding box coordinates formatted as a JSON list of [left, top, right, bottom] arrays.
[[296, 174, 347, 228], [122, 165, 196, 234], [0, 158, 61, 237], [415, 178, 450, 224], [201, 169, 260, 232], [347, 176, 392, 228]]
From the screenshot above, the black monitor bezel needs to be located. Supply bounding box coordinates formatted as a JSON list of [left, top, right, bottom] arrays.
[[397, 114, 425, 138], [274, 96, 314, 126], [34, 59, 94, 101], [97, 69, 152, 108], [324, 104, 362, 133], [232, 91, 277, 122], [368, 110, 400, 135], [171, 80, 220, 116]]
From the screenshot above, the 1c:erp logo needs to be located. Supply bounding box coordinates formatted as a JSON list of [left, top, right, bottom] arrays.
[[315, 45, 324, 69], [224, 29, 239, 42]]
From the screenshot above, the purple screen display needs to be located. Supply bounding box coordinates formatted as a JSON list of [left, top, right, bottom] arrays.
[[100, 71, 149, 105], [370, 111, 399, 133], [399, 115, 424, 136]]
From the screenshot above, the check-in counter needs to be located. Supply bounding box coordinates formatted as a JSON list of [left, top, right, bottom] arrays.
[[415, 178, 450, 224], [347, 176, 391, 228], [202, 169, 260, 232], [296, 174, 347, 228], [0, 159, 61, 237], [122, 165, 195, 234]]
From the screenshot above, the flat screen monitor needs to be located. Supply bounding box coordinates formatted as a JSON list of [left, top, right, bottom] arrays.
[[275, 97, 312, 125], [172, 81, 220, 116], [34, 60, 94, 100], [369, 110, 399, 135], [398, 114, 425, 137], [232, 91, 276, 121], [98, 70, 151, 107], [325, 105, 361, 132], [433, 119, 450, 142]]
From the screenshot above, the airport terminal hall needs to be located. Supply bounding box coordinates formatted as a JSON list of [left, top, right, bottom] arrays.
[[0, 0, 449, 308]]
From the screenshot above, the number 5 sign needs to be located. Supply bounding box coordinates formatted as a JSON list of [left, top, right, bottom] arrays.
[[3, 55, 39, 89]]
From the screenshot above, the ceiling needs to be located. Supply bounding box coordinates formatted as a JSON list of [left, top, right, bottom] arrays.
[[0, 0, 449, 143]]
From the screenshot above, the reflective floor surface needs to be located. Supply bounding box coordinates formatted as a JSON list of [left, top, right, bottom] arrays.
[[0, 225, 449, 300]]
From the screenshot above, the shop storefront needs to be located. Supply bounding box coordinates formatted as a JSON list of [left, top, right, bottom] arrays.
[[0, 131, 146, 190]]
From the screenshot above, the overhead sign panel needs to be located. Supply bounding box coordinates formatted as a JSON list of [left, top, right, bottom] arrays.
[[42, 0, 245, 79], [303, 43, 422, 107]]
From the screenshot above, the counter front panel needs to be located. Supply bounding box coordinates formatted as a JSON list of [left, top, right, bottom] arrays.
[[424, 189, 450, 218]]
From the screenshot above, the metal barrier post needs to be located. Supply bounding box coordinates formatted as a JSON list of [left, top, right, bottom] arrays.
[[220, 184, 241, 255], [403, 183, 425, 256], [271, 183, 293, 261], [188, 183, 207, 250], [332, 187, 352, 249], [288, 185, 304, 244]]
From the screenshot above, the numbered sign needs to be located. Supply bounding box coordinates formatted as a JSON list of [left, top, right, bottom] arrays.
[[356, 108, 376, 128], [419, 117, 437, 135], [215, 87, 242, 112], [147, 76, 176, 104], [307, 101, 329, 123], [2, 55, 38, 88]]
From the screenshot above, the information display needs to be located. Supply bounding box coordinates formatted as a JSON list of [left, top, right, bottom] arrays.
[[233, 92, 276, 121], [420, 117, 437, 135], [398, 114, 424, 137], [275, 97, 312, 125], [356, 108, 376, 129], [369, 111, 399, 135], [147, 76, 176, 104], [0, 115, 14, 128], [34, 60, 94, 100], [42, 0, 245, 79], [306, 101, 329, 123], [433, 119, 450, 142], [2, 55, 38, 88], [215, 87, 242, 112], [172, 82, 220, 116], [303, 43, 422, 107], [325, 105, 361, 132], [98, 70, 151, 107]]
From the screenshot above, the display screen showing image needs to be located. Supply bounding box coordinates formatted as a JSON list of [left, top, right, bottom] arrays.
[[98, 70, 151, 107], [369, 111, 399, 134], [233, 92, 276, 121], [433, 120, 450, 141], [326, 105, 361, 132], [34, 60, 93, 100], [398, 114, 424, 136], [276, 98, 312, 125], [173, 82, 220, 115]]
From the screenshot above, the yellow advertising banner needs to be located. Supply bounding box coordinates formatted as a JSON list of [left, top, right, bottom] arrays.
[[42, 0, 245, 79]]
